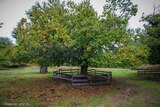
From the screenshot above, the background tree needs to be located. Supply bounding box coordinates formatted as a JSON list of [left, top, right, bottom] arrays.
[[141, 5, 160, 64], [0, 37, 17, 67]]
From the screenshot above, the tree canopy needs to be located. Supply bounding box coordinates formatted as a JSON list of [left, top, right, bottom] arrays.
[[13, 0, 149, 73]]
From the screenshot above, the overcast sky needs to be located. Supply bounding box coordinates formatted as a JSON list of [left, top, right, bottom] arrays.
[[0, 0, 160, 41]]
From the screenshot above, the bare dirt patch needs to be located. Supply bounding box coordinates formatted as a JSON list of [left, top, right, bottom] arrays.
[[112, 80, 158, 107], [4, 78, 118, 106], [113, 82, 138, 106]]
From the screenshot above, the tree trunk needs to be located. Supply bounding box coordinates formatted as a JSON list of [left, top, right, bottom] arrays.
[[81, 66, 88, 75], [40, 66, 48, 74]]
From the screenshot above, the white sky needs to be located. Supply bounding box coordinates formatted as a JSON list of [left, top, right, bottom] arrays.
[[0, 0, 160, 42]]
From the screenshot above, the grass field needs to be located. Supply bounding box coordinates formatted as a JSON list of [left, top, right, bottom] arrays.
[[0, 67, 160, 107]]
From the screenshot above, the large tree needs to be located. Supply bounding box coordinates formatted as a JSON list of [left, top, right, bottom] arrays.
[[63, 0, 141, 73], [13, 0, 71, 73], [13, 0, 148, 74], [64, 0, 104, 74]]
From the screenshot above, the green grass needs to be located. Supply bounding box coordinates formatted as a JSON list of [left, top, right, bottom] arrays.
[[0, 67, 160, 107], [111, 70, 160, 107], [0, 67, 55, 106]]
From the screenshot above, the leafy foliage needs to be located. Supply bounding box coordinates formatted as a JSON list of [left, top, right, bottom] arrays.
[[0, 37, 17, 66], [141, 6, 160, 64], [98, 0, 147, 68], [64, 0, 103, 68], [13, 0, 71, 68], [13, 0, 149, 71]]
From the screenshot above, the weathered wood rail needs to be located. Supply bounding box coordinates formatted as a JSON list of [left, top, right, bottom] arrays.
[[52, 69, 112, 86], [136, 69, 160, 80]]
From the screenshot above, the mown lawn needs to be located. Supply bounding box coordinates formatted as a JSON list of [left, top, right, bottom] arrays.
[[0, 67, 160, 107]]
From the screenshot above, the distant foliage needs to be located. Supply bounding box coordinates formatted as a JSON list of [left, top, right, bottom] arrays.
[[141, 5, 160, 64], [0, 37, 18, 66]]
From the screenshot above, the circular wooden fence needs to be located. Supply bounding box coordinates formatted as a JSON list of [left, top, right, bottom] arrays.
[[52, 69, 112, 86]]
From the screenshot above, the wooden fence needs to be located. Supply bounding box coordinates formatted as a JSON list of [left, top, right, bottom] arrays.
[[136, 69, 160, 80], [53, 69, 112, 86]]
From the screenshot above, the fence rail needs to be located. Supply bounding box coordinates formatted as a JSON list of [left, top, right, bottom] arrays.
[[52, 69, 112, 86], [136, 69, 160, 80]]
